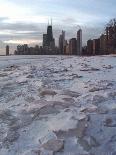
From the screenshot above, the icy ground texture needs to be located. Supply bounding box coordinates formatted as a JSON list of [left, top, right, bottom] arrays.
[[0, 55, 116, 155]]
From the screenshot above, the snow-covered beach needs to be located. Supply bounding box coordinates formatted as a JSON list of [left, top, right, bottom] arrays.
[[0, 55, 116, 155]]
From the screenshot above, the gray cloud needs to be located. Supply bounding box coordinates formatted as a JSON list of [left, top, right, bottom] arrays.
[[0, 17, 9, 22], [0, 19, 105, 54]]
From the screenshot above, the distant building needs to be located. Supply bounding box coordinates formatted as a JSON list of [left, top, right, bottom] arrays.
[[77, 29, 82, 55], [106, 26, 116, 54], [50, 38, 55, 49], [106, 26, 114, 52], [15, 44, 41, 55], [69, 38, 77, 55], [6, 45, 9, 56], [47, 24, 55, 49], [63, 40, 68, 55], [42, 22, 55, 54], [23, 44, 29, 54], [59, 31, 65, 54], [14, 18, 116, 56], [35, 45, 40, 55], [47, 25, 53, 46], [43, 34, 48, 47], [59, 34, 63, 54], [87, 39, 93, 55], [100, 34, 107, 55], [62, 31, 65, 54], [93, 39, 100, 55]]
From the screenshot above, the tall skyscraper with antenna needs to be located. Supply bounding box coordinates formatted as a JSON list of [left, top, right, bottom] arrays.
[[43, 18, 55, 49], [47, 24, 53, 46]]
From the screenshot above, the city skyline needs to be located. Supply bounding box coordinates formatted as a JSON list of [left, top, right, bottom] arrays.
[[0, 0, 116, 54]]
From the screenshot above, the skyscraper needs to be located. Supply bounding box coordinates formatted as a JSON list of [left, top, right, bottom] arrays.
[[6, 45, 9, 56], [100, 34, 107, 55], [77, 29, 82, 55], [42, 20, 55, 52], [106, 25, 116, 54], [93, 39, 100, 55], [69, 38, 77, 55], [47, 25, 53, 46], [87, 39, 93, 55], [43, 34, 48, 47], [59, 30, 65, 54]]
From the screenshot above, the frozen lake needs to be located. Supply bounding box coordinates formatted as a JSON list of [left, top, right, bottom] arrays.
[[0, 55, 116, 155]]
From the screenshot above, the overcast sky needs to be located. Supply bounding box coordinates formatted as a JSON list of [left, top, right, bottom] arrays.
[[0, 0, 116, 54]]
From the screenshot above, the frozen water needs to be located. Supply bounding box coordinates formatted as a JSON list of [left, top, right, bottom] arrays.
[[0, 55, 116, 155]]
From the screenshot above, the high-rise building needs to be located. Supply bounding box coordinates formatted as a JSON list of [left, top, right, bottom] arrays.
[[50, 38, 55, 49], [6, 45, 9, 56], [69, 38, 77, 55], [59, 34, 63, 54], [87, 39, 93, 55], [43, 34, 48, 47], [43, 21, 55, 52], [59, 30, 65, 54], [106, 26, 116, 54], [93, 39, 100, 55], [77, 29, 82, 55], [62, 31, 65, 54], [47, 25, 53, 46], [100, 34, 107, 55]]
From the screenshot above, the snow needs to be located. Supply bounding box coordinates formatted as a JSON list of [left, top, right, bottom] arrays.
[[0, 55, 116, 155]]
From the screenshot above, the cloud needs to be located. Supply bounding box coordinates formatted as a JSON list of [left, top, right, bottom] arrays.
[[4, 39, 42, 45], [0, 20, 105, 55], [0, 0, 115, 54]]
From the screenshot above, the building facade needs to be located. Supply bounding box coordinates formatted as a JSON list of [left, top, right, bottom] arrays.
[[69, 38, 77, 55], [100, 34, 107, 55], [77, 29, 82, 55], [43, 34, 48, 47], [87, 39, 93, 55], [42, 23, 55, 54], [93, 39, 100, 55], [106, 25, 116, 54], [59, 31, 65, 54], [6, 45, 9, 56]]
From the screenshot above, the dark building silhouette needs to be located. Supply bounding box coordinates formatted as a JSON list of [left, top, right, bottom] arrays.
[[14, 18, 116, 56], [49, 38, 55, 49], [106, 24, 116, 54], [59, 31, 65, 54], [87, 40, 93, 55], [93, 39, 100, 55], [100, 34, 107, 55], [15, 44, 42, 55], [23, 44, 28, 54], [47, 25, 53, 46], [77, 29, 82, 55], [106, 26, 114, 53], [43, 34, 48, 47], [69, 38, 77, 55], [42, 21, 55, 53], [6, 45, 9, 56]]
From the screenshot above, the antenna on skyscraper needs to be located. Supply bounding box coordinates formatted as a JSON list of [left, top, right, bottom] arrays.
[[51, 18, 52, 26], [48, 19, 49, 26]]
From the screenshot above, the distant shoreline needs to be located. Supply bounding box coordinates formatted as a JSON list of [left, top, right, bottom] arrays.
[[0, 54, 116, 57], [0, 55, 13, 56]]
